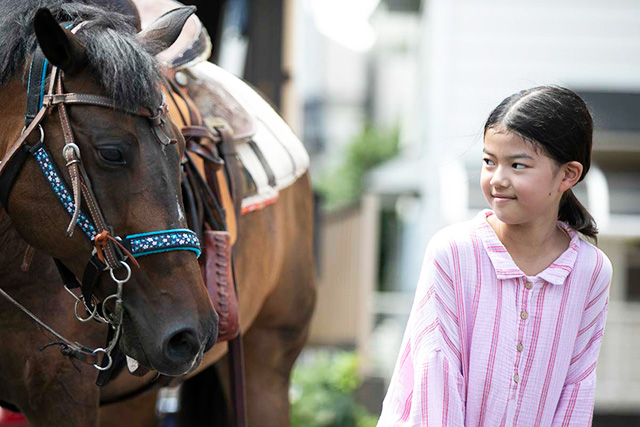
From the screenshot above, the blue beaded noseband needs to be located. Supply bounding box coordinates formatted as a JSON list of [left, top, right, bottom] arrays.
[[32, 141, 201, 259]]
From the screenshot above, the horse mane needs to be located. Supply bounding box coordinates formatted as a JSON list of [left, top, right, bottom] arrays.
[[0, 0, 163, 111]]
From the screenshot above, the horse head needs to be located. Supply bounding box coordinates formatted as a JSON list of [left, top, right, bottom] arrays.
[[0, 4, 217, 376]]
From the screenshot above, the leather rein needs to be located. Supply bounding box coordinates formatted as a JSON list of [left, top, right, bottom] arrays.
[[0, 23, 201, 384]]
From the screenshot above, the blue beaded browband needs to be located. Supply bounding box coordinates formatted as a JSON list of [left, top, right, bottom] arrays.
[[31, 141, 201, 258]]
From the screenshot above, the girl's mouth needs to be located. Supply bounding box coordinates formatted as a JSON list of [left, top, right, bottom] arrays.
[[493, 194, 515, 201]]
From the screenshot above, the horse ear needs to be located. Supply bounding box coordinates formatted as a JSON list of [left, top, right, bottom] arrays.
[[33, 8, 87, 72], [136, 6, 196, 56]]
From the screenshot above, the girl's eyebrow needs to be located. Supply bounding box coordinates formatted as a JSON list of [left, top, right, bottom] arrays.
[[482, 149, 533, 160]]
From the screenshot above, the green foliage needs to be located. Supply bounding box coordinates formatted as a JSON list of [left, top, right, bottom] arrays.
[[316, 126, 399, 210], [290, 351, 379, 427]]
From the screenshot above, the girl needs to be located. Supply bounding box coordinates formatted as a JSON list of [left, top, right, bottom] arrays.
[[378, 86, 612, 426]]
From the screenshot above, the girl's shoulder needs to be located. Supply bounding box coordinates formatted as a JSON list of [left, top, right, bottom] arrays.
[[573, 234, 613, 283], [426, 216, 480, 259]]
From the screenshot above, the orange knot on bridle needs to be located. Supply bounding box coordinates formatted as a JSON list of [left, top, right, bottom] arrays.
[[94, 231, 140, 269]]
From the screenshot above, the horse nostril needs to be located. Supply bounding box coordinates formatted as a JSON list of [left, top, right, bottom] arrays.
[[164, 328, 200, 362]]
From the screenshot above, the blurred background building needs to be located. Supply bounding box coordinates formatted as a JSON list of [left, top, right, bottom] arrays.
[[183, 0, 640, 424]]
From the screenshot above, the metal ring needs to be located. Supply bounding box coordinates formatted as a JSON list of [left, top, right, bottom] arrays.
[[62, 143, 81, 160], [93, 348, 113, 371], [74, 298, 98, 323], [109, 261, 132, 284], [21, 124, 44, 142], [101, 293, 121, 324]]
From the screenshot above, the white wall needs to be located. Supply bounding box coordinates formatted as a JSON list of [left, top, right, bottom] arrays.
[[421, 0, 640, 168]]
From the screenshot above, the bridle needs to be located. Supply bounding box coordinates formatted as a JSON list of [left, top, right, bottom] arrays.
[[0, 22, 201, 382]]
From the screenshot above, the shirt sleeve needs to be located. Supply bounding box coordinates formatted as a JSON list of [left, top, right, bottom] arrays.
[[378, 235, 466, 426], [551, 252, 612, 426]]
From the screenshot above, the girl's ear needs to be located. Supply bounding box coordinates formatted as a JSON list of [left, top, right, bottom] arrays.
[[560, 161, 583, 192]]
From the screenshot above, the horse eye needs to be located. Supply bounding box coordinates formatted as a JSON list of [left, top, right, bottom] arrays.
[[98, 147, 125, 165]]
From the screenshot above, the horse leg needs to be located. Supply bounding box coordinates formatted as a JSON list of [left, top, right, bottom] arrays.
[[238, 174, 316, 426], [241, 263, 316, 426]]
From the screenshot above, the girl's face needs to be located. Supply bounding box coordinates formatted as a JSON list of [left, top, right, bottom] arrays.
[[481, 128, 578, 227]]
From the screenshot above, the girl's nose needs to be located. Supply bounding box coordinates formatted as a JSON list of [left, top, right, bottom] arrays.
[[490, 167, 509, 188]]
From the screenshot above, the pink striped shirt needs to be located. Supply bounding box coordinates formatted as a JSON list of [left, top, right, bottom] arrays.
[[378, 210, 612, 426]]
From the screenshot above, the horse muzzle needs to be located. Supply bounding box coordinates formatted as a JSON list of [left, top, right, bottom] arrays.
[[121, 311, 218, 376]]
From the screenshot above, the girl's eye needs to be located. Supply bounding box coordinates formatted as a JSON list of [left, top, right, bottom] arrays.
[[483, 158, 495, 166], [512, 163, 526, 170], [98, 147, 125, 165]]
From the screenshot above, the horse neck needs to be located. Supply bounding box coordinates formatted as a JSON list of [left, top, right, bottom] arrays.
[[0, 208, 29, 278], [0, 77, 29, 160], [0, 78, 36, 278]]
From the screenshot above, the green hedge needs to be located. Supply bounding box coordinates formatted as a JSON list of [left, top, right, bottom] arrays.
[[290, 351, 378, 427]]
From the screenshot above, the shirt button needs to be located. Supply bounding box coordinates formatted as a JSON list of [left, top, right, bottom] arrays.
[[525, 281, 533, 290], [517, 343, 524, 352], [521, 310, 528, 320], [514, 374, 520, 383]]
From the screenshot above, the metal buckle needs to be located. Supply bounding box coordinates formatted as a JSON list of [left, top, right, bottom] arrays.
[[63, 143, 81, 160]]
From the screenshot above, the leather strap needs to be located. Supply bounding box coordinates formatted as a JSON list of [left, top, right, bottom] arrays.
[[185, 138, 224, 168], [81, 255, 108, 309], [53, 258, 81, 290], [215, 124, 247, 427], [216, 125, 242, 228], [167, 76, 247, 427], [228, 334, 247, 427], [56, 76, 121, 269], [0, 284, 99, 366], [43, 92, 154, 117], [53, 255, 106, 312], [0, 106, 49, 178], [25, 48, 48, 128]]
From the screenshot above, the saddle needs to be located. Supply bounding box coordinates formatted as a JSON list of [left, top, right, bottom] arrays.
[[133, 0, 257, 143], [133, 0, 257, 343]]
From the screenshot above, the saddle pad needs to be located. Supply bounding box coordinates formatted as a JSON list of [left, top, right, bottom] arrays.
[[187, 62, 310, 215]]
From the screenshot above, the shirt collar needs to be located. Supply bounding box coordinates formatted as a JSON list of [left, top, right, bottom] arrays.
[[476, 210, 581, 285]]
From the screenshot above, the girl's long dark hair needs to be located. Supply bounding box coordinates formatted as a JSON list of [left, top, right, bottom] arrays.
[[484, 86, 598, 240]]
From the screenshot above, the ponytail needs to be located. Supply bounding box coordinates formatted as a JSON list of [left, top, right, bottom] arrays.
[[558, 189, 598, 241]]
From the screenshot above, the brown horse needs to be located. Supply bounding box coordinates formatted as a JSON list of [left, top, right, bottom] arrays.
[[0, 3, 217, 425], [0, 2, 316, 426]]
